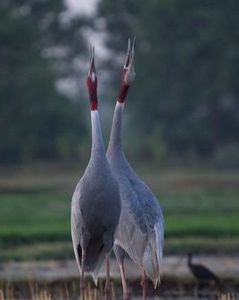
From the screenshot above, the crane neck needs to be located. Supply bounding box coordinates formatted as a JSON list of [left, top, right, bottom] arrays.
[[90, 110, 106, 161], [108, 101, 125, 153]]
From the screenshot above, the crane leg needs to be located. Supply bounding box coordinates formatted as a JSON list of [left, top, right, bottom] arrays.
[[80, 250, 86, 300], [140, 269, 147, 300], [114, 245, 129, 300], [118, 259, 130, 300], [104, 256, 111, 300]]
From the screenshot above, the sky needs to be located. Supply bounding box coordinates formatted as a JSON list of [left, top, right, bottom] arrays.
[[65, 0, 99, 16], [58, 0, 109, 99], [65, 0, 108, 60], [65, 0, 107, 58]]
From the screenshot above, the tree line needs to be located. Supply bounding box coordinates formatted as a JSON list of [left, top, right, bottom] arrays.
[[0, 0, 238, 167]]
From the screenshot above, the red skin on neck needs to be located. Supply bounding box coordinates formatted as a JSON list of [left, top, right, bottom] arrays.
[[117, 84, 129, 103], [86, 77, 98, 110], [90, 100, 98, 110], [117, 70, 130, 103]]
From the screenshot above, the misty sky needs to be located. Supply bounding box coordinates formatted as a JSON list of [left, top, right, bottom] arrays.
[[66, 0, 99, 16]]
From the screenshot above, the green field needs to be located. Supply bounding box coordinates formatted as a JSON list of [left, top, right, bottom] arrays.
[[0, 165, 238, 261]]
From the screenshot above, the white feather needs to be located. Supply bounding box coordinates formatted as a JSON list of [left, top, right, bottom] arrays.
[[141, 220, 164, 288]]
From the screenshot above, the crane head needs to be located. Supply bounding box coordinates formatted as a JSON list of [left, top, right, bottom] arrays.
[[86, 45, 98, 110], [117, 37, 136, 103]]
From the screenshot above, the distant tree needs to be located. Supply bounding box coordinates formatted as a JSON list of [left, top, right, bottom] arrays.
[[0, 1, 89, 164], [98, 0, 239, 163]]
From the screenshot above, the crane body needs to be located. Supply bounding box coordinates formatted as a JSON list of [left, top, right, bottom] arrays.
[[71, 47, 121, 300], [107, 102, 164, 284], [71, 112, 120, 277], [107, 39, 164, 300]]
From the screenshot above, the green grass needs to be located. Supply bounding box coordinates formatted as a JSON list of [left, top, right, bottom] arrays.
[[0, 191, 69, 224], [165, 236, 239, 254], [165, 213, 239, 237], [2, 235, 239, 262], [0, 166, 239, 260], [1, 212, 238, 246], [160, 188, 239, 214], [0, 241, 73, 261]]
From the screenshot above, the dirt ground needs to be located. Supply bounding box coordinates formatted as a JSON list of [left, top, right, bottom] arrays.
[[0, 255, 238, 299], [0, 255, 238, 282]]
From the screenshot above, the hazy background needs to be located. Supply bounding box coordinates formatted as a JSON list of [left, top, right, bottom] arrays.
[[0, 3, 239, 298], [1, 0, 238, 168]]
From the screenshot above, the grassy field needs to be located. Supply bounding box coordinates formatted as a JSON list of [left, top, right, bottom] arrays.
[[0, 165, 238, 261]]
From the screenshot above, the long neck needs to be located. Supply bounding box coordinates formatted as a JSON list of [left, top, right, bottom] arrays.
[[90, 110, 105, 161], [108, 102, 125, 153]]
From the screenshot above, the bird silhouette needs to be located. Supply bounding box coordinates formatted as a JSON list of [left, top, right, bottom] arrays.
[[187, 253, 221, 286], [71, 46, 121, 300], [107, 38, 164, 300]]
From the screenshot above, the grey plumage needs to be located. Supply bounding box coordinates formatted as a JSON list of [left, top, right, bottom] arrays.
[[71, 49, 121, 288], [107, 103, 164, 287], [106, 39, 164, 295]]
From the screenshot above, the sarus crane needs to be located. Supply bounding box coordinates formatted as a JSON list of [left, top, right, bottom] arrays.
[[71, 46, 121, 300], [106, 38, 164, 300]]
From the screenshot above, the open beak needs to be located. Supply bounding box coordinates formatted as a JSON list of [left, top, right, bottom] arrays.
[[117, 37, 136, 102], [130, 36, 136, 66], [88, 44, 96, 79], [123, 37, 136, 69], [124, 37, 136, 85], [123, 38, 131, 69]]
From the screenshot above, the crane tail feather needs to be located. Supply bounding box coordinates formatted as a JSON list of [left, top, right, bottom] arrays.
[[91, 271, 99, 286], [142, 220, 164, 288], [155, 219, 164, 269], [90, 254, 104, 286]]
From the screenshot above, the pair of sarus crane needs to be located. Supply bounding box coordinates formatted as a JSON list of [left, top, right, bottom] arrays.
[[71, 38, 164, 300]]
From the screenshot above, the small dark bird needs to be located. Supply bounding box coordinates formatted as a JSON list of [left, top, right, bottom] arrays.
[[187, 253, 220, 285]]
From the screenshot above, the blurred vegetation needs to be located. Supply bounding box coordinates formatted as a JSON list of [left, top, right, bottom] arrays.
[[99, 0, 239, 166], [0, 0, 89, 164], [0, 0, 239, 166], [0, 0, 238, 267], [0, 166, 238, 260]]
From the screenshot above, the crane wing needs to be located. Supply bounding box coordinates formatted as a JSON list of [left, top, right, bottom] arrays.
[[71, 181, 85, 272], [132, 177, 164, 286], [115, 171, 164, 285]]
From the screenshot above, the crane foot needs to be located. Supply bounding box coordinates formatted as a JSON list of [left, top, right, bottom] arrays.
[[140, 271, 147, 300], [123, 294, 130, 300], [104, 280, 112, 300], [80, 278, 85, 300]]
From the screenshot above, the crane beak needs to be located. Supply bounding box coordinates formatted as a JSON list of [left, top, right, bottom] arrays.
[[88, 44, 96, 81], [125, 37, 136, 85], [123, 38, 131, 69], [130, 36, 136, 66], [86, 45, 98, 110], [117, 38, 136, 102], [123, 37, 136, 69]]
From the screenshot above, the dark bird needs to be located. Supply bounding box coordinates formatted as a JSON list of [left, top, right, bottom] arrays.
[[106, 38, 164, 300], [187, 253, 221, 285], [71, 46, 121, 300]]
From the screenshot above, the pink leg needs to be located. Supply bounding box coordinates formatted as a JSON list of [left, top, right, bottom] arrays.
[[118, 261, 129, 300], [80, 250, 86, 300], [140, 269, 147, 300], [104, 256, 111, 300]]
